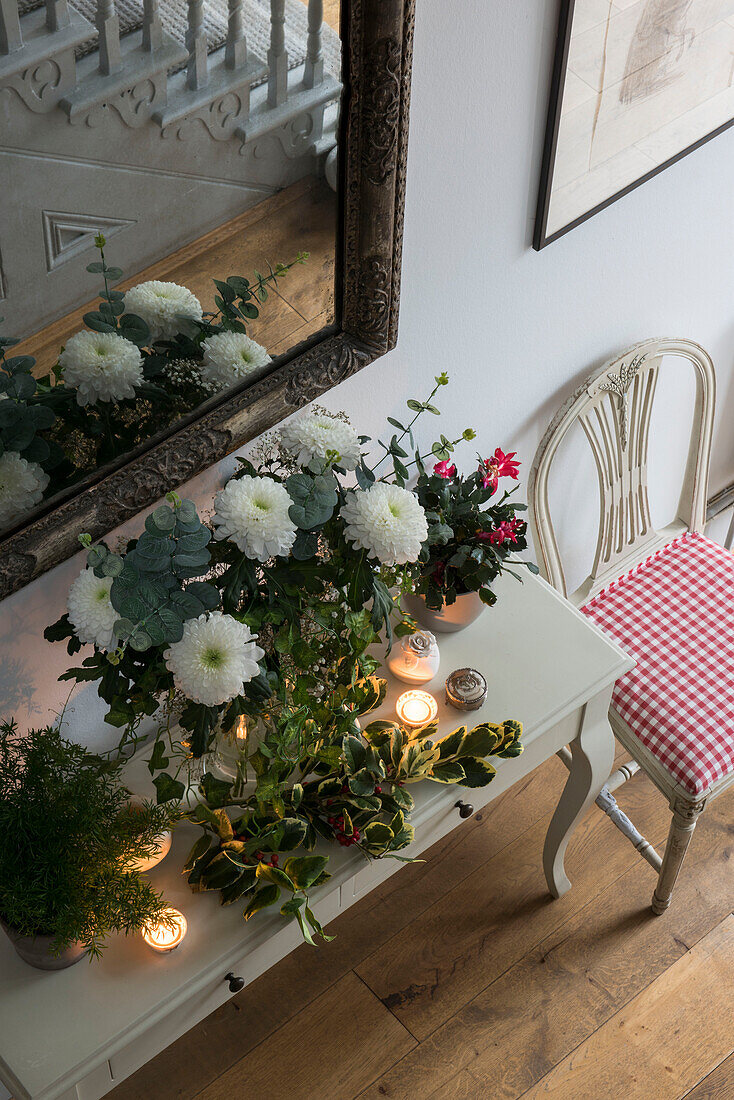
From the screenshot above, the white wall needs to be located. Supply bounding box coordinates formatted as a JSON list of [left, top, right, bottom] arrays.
[[3, 0, 734, 748]]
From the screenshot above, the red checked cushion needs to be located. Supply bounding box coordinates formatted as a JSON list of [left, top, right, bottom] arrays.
[[581, 532, 734, 796]]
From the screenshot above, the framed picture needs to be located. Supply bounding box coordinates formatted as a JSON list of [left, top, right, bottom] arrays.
[[535, 0, 734, 249]]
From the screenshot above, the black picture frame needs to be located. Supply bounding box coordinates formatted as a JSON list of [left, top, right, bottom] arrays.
[[534, 0, 734, 250]]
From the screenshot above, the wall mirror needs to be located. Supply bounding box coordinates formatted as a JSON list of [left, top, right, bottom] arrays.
[[0, 0, 414, 599]]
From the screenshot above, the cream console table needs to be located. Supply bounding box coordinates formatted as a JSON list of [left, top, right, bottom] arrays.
[[0, 572, 632, 1100]]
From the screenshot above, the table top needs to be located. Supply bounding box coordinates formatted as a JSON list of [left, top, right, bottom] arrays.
[[0, 572, 631, 1100]]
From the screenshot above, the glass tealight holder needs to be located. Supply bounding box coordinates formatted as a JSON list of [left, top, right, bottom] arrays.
[[142, 908, 188, 953], [213, 713, 273, 797], [396, 689, 439, 729], [387, 630, 440, 685]]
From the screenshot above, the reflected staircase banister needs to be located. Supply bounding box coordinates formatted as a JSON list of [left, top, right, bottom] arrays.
[[267, 0, 287, 106], [304, 0, 323, 88], [0, 0, 22, 54]]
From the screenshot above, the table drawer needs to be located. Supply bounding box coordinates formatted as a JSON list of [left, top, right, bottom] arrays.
[[107, 888, 342, 1094]]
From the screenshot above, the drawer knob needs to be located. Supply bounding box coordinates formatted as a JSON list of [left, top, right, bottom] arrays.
[[225, 972, 245, 993], [455, 800, 474, 819]]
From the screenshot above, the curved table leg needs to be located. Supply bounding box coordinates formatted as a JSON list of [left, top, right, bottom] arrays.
[[543, 691, 615, 898]]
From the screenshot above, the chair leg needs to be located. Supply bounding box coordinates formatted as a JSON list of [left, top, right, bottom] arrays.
[[651, 798, 705, 916]]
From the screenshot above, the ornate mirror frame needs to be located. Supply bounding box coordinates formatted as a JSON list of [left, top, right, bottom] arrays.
[[0, 0, 415, 601]]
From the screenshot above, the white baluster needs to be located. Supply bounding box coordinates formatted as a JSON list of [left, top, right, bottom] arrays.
[[303, 0, 323, 88], [0, 0, 22, 54], [96, 0, 121, 75], [186, 0, 208, 90], [141, 0, 162, 51], [267, 0, 287, 106], [225, 0, 246, 69], [45, 0, 70, 33]]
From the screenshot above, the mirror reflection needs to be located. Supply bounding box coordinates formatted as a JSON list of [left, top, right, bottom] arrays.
[[0, 0, 342, 536]]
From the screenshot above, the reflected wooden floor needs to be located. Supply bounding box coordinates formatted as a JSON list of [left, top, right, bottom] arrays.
[[109, 748, 734, 1100], [16, 174, 337, 375]]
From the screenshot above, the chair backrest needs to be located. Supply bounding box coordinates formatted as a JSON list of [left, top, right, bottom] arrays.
[[528, 338, 715, 606]]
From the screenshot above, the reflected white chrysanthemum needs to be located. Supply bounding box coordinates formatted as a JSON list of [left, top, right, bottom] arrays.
[[213, 475, 297, 562], [163, 612, 265, 707], [280, 412, 362, 471], [124, 281, 203, 343], [0, 451, 50, 528], [200, 332, 271, 390], [341, 483, 428, 566], [67, 568, 117, 650], [59, 330, 144, 406]]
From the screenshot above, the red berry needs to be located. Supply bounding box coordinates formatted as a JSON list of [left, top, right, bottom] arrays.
[[374, 786, 382, 794], [271, 854, 279, 865]]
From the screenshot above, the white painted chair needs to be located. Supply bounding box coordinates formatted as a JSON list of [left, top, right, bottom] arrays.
[[528, 337, 734, 915]]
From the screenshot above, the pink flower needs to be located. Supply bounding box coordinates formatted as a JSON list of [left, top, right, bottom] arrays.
[[480, 448, 520, 491], [434, 460, 457, 479], [488, 518, 524, 545]]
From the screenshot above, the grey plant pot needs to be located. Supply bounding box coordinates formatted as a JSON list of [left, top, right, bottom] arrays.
[[404, 591, 486, 634], [0, 919, 89, 970]]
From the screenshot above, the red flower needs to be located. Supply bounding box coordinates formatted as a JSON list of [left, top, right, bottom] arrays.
[[480, 448, 520, 491], [488, 518, 523, 545], [434, 460, 457, 479], [433, 560, 446, 584]]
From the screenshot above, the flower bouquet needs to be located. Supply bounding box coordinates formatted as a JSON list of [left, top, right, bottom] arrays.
[[44, 386, 526, 944], [0, 235, 306, 532]]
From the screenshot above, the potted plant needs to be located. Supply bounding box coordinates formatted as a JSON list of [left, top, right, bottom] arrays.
[[0, 722, 176, 969], [403, 445, 536, 631]]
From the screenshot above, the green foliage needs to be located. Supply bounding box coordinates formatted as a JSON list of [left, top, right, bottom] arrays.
[[0, 242, 304, 534], [0, 722, 176, 959], [208, 254, 308, 333], [405, 452, 537, 611], [0, 325, 63, 480]]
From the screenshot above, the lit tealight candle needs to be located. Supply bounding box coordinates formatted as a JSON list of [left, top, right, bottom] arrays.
[[396, 689, 438, 729], [142, 908, 188, 953]]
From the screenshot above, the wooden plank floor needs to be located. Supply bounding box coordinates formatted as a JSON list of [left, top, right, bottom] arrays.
[[110, 751, 734, 1100]]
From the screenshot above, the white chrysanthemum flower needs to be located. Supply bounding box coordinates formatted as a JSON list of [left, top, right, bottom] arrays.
[[280, 412, 362, 471], [67, 568, 117, 650], [213, 475, 297, 562], [163, 612, 265, 707], [200, 332, 271, 391], [123, 281, 203, 343], [341, 483, 428, 566], [59, 330, 144, 406], [0, 451, 49, 527]]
